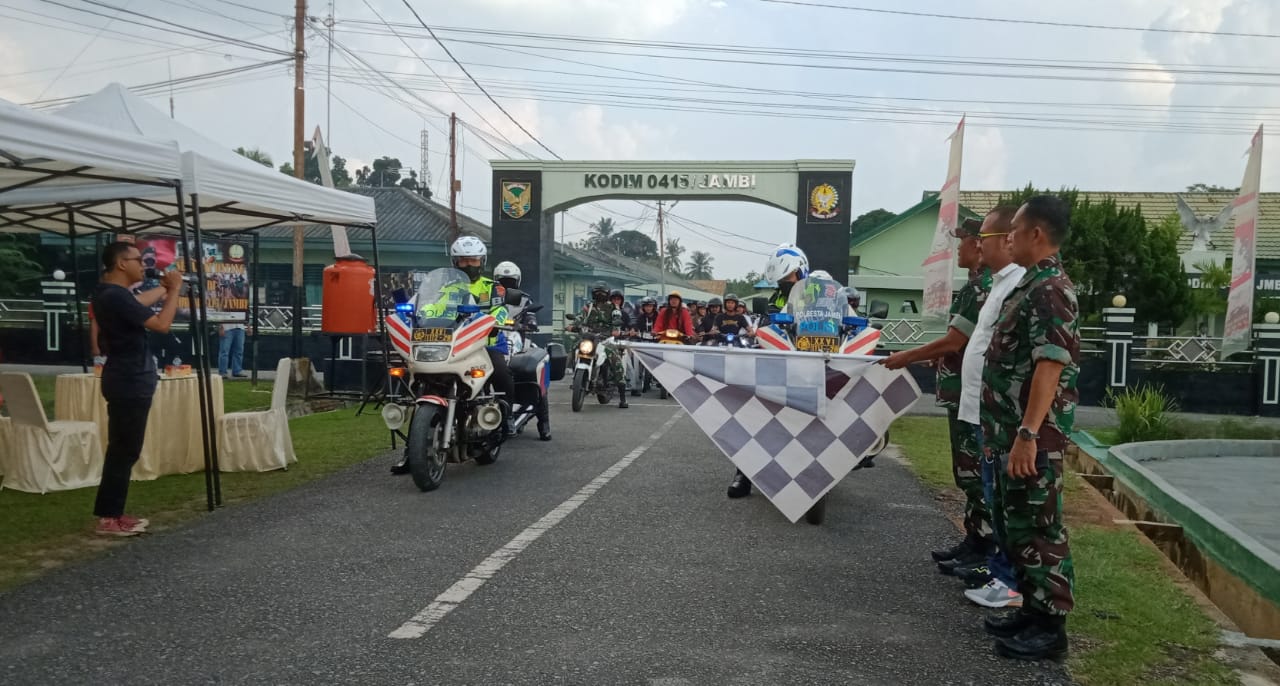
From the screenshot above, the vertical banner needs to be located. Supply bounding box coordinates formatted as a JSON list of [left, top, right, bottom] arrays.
[[920, 117, 965, 330], [1223, 125, 1264, 358], [313, 126, 353, 258]]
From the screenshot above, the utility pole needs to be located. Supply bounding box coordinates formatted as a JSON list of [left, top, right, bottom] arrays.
[[167, 58, 175, 118], [657, 200, 666, 297], [449, 112, 458, 241], [291, 0, 306, 357]]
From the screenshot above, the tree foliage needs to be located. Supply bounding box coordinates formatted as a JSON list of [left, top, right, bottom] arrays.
[[1185, 183, 1239, 193], [234, 146, 273, 167], [355, 156, 403, 187], [0, 235, 44, 297], [663, 237, 685, 275], [586, 217, 617, 250], [724, 270, 764, 297], [997, 184, 1192, 327], [277, 143, 352, 187], [685, 250, 714, 280], [850, 208, 895, 238], [607, 230, 658, 260]]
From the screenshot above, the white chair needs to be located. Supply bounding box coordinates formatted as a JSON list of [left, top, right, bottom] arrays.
[[0, 372, 103, 493], [217, 357, 297, 472]]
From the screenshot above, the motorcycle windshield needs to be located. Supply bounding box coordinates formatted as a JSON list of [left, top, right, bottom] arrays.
[[789, 277, 844, 352], [414, 268, 475, 325]]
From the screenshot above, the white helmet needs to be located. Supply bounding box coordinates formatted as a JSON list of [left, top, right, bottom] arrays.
[[493, 261, 521, 285], [449, 235, 487, 264], [809, 269, 833, 281], [764, 243, 809, 282]]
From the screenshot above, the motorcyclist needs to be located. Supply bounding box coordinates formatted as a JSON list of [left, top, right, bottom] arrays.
[[570, 281, 629, 409], [842, 285, 863, 315], [696, 297, 724, 343], [715, 293, 753, 340], [727, 243, 810, 498], [609, 289, 636, 330], [494, 260, 552, 441], [633, 295, 660, 393], [653, 290, 695, 340]]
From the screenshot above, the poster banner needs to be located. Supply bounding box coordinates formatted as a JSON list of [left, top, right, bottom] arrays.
[[920, 117, 965, 330], [134, 237, 250, 323], [1223, 125, 1263, 359]]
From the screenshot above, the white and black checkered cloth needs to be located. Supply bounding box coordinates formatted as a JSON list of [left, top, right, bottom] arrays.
[[631, 344, 921, 522]]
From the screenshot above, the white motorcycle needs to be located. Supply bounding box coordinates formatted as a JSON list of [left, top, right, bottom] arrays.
[[564, 309, 624, 412], [382, 268, 521, 492]]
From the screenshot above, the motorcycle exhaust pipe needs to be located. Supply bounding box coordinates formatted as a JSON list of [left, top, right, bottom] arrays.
[[474, 402, 504, 432]]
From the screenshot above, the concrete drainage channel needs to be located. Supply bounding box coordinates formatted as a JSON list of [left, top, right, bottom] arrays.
[[1067, 435, 1280, 676]]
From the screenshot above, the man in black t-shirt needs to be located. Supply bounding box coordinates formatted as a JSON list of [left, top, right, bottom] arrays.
[[91, 242, 182, 537]]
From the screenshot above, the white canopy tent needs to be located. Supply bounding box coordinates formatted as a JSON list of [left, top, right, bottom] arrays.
[[0, 96, 184, 232], [0, 83, 375, 234]]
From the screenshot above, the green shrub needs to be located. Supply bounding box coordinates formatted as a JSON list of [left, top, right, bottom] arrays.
[[1108, 385, 1179, 444]]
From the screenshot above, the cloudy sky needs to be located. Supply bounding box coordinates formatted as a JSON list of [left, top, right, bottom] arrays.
[[2, 0, 1278, 278]]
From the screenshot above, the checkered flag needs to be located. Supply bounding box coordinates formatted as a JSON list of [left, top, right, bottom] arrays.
[[631, 344, 921, 522]]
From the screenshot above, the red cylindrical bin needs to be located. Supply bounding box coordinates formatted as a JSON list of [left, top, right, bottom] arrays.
[[321, 256, 376, 334]]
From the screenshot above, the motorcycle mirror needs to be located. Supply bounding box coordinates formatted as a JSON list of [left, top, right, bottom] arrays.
[[504, 287, 525, 306], [869, 300, 890, 319], [751, 298, 767, 316]]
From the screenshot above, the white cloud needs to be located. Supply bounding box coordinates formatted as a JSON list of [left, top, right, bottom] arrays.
[[461, 0, 694, 35], [558, 104, 668, 159]]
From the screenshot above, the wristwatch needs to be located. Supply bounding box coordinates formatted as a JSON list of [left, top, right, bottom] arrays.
[[1017, 426, 1039, 442]]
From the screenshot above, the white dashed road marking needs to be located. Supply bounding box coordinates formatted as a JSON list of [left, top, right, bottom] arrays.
[[388, 409, 686, 639]]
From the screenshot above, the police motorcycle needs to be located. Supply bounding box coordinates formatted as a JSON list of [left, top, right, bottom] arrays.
[[502, 299, 567, 436], [564, 308, 624, 412], [382, 268, 525, 493], [753, 275, 891, 524]]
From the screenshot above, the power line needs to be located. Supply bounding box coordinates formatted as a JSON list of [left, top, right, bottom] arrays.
[[356, 0, 528, 159], [23, 58, 292, 108], [397, 0, 562, 159], [754, 0, 1280, 40], [0, 4, 276, 58], [33, 0, 127, 100], [38, 0, 292, 56], [209, 0, 287, 18]]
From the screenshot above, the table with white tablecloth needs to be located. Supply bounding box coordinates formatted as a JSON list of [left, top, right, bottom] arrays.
[[54, 374, 224, 480]]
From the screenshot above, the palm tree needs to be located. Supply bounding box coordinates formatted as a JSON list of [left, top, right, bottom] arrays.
[[588, 217, 617, 250], [663, 238, 685, 275], [686, 251, 714, 280], [234, 146, 273, 167]]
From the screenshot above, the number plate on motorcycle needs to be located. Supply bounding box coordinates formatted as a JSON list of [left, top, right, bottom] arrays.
[[412, 328, 452, 343], [796, 335, 839, 353]]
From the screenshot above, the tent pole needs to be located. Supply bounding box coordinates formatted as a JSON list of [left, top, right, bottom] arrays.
[[191, 196, 223, 507], [250, 232, 261, 388], [68, 211, 87, 373], [363, 224, 390, 417], [177, 187, 215, 513]]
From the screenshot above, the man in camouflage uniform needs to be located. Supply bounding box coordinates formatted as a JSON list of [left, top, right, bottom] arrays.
[[574, 281, 629, 409], [882, 217, 992, 564], [981, 195, 1079, 661]]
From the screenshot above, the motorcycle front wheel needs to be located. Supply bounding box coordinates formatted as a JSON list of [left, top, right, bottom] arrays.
[[571, 368, 587, 412], [407, 404, 446, 492]]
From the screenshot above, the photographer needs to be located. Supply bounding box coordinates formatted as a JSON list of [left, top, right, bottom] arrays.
[[90, 242, 181, 537]]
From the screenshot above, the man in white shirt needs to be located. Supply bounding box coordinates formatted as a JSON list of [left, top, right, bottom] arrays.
[[958, 206, 1027, 610]]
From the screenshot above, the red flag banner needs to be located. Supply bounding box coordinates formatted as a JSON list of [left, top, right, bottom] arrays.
[[921, 117, 965, 330], [1223, 125, 1263, 359]]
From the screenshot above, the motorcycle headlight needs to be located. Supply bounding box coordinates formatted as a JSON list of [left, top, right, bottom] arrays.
[[381, 403, 407, 431], [578, 339, 595, 355], [415, 344, 451, 362]]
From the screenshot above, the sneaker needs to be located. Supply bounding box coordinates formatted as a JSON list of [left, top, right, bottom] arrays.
[[118, 514, 150, 531], [95, 517, 143, 537], [965, 579, 1023, 609], [958, 563, 994, 589], [233, 371, 249, 378]]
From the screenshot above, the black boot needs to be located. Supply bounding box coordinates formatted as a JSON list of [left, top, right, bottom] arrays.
[[618, 384, 629, 409], [984, 608, 1033, 638], [391, 447, 411, 475], [538, 421, 552, 442], [727, 469, 752, 498], [994, 613, 1068, 661], [931, 536, 979, 563]]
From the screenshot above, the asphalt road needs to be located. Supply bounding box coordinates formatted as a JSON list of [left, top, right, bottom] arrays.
[[0, 385, 1069, 685]]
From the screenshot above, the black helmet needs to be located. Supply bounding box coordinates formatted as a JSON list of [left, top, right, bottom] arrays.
[[610, 288, 624, 299], [641, 296, 657, 306], [591, 281, 609, 293], [724, 293, 740, 303], [708, 297, 723, 308]]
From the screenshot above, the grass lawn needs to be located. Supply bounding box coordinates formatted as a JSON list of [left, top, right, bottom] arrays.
[[0, 377, 393, 592], [1086, 418, 1280, 447], [892, 416, 1235, 686]]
